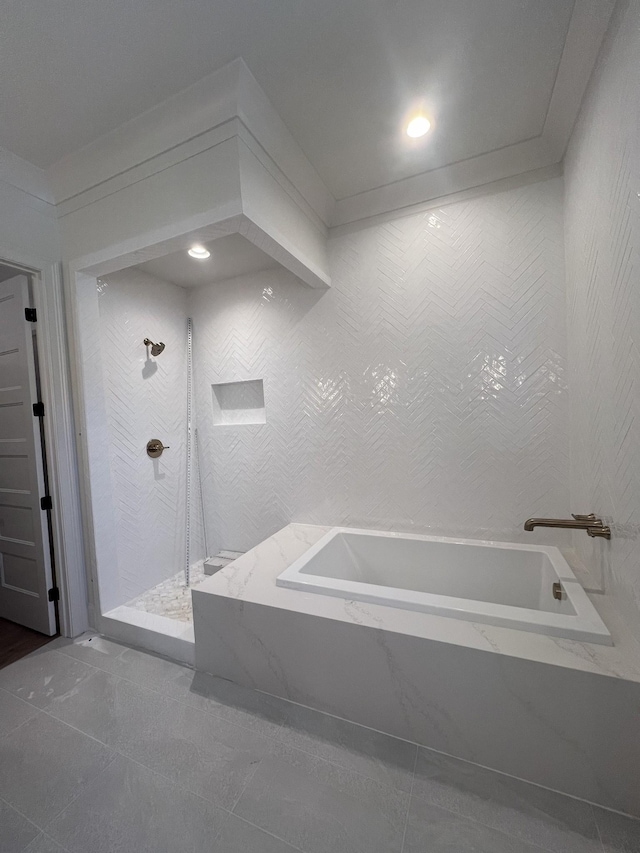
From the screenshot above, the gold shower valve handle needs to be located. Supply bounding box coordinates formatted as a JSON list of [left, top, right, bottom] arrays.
[[146, 439, 170, 458]]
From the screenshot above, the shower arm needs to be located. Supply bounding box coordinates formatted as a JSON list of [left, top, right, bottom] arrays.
[[143, 338, 165, 356]]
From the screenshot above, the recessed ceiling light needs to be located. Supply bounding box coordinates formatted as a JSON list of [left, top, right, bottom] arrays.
[[406, 115, 431, 138], [188, 244, 210, 259]]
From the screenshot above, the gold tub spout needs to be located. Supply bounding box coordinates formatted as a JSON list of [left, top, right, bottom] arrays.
[[523, 514, 611, 539]]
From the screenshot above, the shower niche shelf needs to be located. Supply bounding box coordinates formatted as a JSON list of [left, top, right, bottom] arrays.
[[211, 379, 266, 426]]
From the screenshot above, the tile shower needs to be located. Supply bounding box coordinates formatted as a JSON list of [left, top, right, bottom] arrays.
[[93, 177, 569, 631]]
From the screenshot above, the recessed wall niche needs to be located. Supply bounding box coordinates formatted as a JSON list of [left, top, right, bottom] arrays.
[[211, 379, 266, 426]]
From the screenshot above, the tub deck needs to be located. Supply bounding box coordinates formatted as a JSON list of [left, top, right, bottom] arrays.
[[192, 523, 640, 817], [275, 527, 611, 644]]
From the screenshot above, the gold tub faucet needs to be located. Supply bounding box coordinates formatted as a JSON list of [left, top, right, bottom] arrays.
[[523, 514, 611, 539]]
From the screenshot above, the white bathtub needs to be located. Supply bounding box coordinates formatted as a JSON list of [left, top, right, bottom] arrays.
[[276, 527, 612, 644]]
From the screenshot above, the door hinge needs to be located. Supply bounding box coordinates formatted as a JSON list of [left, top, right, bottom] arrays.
[[40, 495, 52, 511], [32, 402, 45, 417], [24, 307, 37, 322], [48, 587, 60, 602]]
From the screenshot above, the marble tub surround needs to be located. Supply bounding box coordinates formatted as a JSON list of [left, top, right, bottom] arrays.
[[193, 524, 640, 816], [194, 524, 640, 682], [1, 636, 639, 853]]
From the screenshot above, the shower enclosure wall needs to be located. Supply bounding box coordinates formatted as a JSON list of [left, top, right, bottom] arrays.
[[82, 267, 216, 651], [58, 61, 331, 660], [82, 239, 281, 656]]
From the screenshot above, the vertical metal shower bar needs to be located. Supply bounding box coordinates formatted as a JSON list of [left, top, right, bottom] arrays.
[[185, 318, 193, 587], [194, 428, 209, 560]]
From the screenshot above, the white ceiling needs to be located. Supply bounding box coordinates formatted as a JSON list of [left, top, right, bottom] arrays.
[[136, 234, 278, 288], [0, 0, 584, 200]]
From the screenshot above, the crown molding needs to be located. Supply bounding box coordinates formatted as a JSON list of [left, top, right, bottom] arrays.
[[47, 58, 333, 233], [329, 164, 564, 237], [331, 136, 554, 227], [0, 145, 55, 207], [48, 59, 241, 205], [330, 0, 615, 228], [44, 0, 614, 232], [235, 62, 335, 226], [540, 0, 617, 159]]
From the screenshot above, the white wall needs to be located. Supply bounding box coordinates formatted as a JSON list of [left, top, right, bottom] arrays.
[[564, 0, 640, 641], [191, 177, 569, 556], [97, 269, 188, 605], [0, 148, 59, 266]]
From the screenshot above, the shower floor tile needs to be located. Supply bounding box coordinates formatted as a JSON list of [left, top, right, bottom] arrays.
[[126, 564, 207, 623], [126, 551, 244, 623]]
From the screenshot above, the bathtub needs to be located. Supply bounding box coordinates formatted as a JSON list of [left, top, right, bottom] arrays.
[[276, 527, 612, 644]]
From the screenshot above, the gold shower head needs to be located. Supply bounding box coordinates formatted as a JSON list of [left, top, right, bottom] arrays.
[[144, 338, 165, 356]]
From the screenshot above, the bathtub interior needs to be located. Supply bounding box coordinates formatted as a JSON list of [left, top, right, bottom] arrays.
[[288, 530, 576, 615]]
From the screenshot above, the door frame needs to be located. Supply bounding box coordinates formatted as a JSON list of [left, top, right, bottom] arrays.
[[0, 248, 88, 638]]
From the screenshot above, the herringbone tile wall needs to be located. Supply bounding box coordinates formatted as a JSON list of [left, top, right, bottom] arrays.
[[191, 178, 569, 558], [97, 270, 188, 605], [564, 0, 640, 640]]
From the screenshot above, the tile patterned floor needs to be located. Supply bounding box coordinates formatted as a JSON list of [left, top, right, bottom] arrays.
[[126, 564, 207, 623], [0, 635, 638, 853]]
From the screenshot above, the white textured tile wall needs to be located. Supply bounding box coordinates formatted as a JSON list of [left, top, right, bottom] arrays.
[[75, 273, 122, 613], [564, 0, 640, 640], [97, 270, 188, 605], [191, 178, 569, 557]]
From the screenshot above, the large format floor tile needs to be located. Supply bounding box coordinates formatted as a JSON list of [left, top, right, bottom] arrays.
[[213, 813, 302, 852], [83, 644, 190, 688], [5, 637, 640, 853], [0, 648, 96, 709], [23, 835, 70, 853], [405, 798, 549, 852], [161, 668, 295, 737], [274, 700, 417, 791], [0, 687, 38, 737], [412, 747, 602, 853], [58, 637, 290, 735], [594, 806, 640, 852], [234, 747, 410, 853], [52, 634, 130, 671], [0, 711, 115, 827], [0, 797, 41, 852], [43, 667, 276, 809], [45, 755, 228, 853]]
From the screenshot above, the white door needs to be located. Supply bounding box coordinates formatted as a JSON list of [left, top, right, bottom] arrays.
[[0, 274, 56, 634]]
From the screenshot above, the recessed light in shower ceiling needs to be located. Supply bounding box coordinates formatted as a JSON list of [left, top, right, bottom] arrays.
[[187, 244, 211, 259], [406, 114, 431, 138]]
